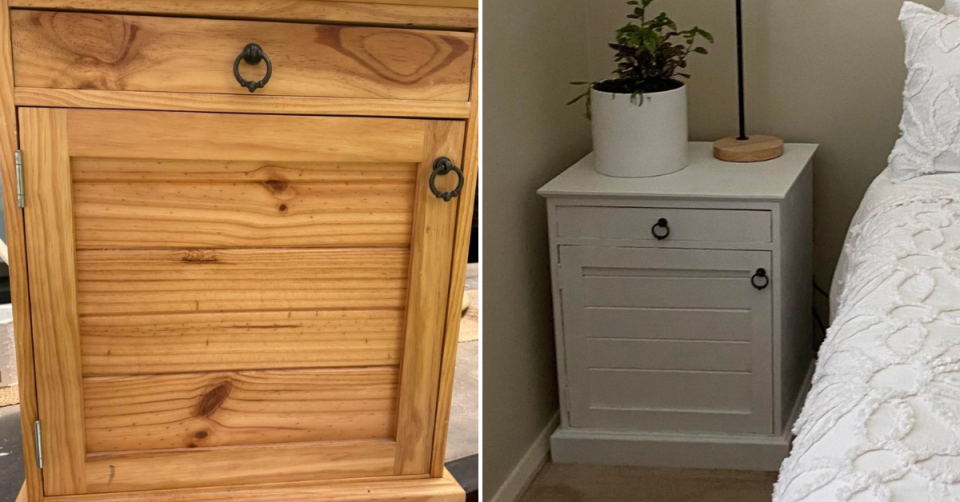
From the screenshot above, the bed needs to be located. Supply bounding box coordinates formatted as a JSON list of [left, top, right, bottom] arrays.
[[774, 168, 960, 501]]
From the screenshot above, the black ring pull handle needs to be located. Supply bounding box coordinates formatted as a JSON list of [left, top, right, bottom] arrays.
[[751, 268, 770, 290], [430, 157, 464, 202], [234, 43, 272, 93], [651, 218, 670, 240]]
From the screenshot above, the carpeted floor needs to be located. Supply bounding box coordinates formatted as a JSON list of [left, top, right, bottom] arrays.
[[519, 463, 777, 502]]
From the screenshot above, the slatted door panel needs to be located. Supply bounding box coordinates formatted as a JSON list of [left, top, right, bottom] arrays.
[[20, 108, 464, 496], [559, 246, 774, 434]]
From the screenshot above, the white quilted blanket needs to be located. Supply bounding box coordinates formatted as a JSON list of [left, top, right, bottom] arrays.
[[775, 170, 960, 501]]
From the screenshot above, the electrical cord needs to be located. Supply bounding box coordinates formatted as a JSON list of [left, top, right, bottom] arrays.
[[812, 279, 830, 349]]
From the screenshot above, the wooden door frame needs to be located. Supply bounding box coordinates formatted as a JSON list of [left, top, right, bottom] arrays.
[[0, 1, 44, 501]]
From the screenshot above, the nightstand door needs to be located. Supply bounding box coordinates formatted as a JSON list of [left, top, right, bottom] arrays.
[[19, 108, 464, 496], [559, 246, 773, 434]]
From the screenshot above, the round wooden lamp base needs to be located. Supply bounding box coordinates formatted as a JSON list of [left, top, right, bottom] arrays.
[[713, 135, 784, 163]]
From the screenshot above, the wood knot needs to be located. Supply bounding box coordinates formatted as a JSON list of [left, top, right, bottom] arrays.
[[194, 430, 209, 440], [263, 180, 287, 192], [262, 180, 297, 201], [197, 381, 232, 417], [181, 250, 217, 263], [278, 204, 288, 213]]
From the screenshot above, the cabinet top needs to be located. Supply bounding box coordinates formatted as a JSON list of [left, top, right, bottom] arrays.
[[538, 142, 817, 201]]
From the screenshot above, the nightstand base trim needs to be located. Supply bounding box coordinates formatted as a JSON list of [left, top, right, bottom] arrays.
[[550, 360, 814, 472]]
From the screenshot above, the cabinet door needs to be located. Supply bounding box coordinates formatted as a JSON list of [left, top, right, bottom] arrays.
[[20, 108, 465, 496], [559, 246, 773, 434]]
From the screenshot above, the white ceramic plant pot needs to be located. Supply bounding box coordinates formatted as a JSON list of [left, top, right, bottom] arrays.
[[590, 84, 689, 178]]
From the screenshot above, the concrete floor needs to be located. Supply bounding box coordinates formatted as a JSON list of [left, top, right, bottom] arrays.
[[519, 463, 777, 502], [445, 340, 478, 461], [0, 404, 22, 502]]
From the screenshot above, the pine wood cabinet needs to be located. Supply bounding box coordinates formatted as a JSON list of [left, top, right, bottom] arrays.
[[3, 2, 477, 502]]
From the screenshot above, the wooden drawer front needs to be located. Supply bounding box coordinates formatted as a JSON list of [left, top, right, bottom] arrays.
[[12, 10, 475, 101], [559, 246, 773, 434], [556, 206, 772, 244], [21, 108, 464, 495]]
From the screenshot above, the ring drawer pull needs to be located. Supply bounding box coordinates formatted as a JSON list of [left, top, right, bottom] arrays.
[[234, 43, 272, 93], [751, 268, 770, 290], [651, 218, 670, 240], [430, 157, 464, 202]]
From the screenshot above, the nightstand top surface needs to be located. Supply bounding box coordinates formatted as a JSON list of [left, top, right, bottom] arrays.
[[538, 142, 817, 201]]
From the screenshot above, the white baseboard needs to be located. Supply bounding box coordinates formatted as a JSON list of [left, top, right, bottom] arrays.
[[487, 411, 560, 502]]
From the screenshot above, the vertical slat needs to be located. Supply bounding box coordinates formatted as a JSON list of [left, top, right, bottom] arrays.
[[430, 31, 479, 477], [21, 107, 87, 495], [394, 120, 465, 474], [0, 2, 43, 500]]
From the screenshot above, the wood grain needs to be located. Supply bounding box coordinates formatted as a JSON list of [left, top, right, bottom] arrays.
[[76, 248, 410, 315], [15, 88, 472, 119], [20, 107, 87, 496], [71, 158, 417, 183], [394, 120, 464, 475], [71, 156, 417, 249], [43, 470, 464, 502], [81, 310, 404, 376], [73, 179, 415, 249], [85, 440, 397, 493], [12, 11, 475, 101], [430, 32, 478, 477], [84, 368, 399, 452], [64, 109, 427, 163], [0, 1, 43, 499], [9, 0, 479, 29], [713, 135, 785, 163]]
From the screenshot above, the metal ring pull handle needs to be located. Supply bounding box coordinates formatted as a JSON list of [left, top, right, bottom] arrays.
[[234, 43, 272, 93], [651, 218, 670, 240], [751, 268, 770, 290], [430, 157, 464, 202]]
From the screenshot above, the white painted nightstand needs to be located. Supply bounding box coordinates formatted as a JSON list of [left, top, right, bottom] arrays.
[[537, 142, 817, 470]]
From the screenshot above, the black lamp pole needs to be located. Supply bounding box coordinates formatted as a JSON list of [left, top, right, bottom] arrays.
[[714, 0, 783, 161], [735, 0, 747, 141]]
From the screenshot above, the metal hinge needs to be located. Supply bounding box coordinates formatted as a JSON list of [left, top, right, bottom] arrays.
[[33, 420, 42, 469], [15, 150, 24, 209]]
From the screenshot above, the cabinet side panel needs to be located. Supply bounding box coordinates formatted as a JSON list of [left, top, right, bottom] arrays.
[[547, 201, 571, 428], [775, 162, 814, 433], [430, 35, 478, 478], [0, 2, 44, 500]]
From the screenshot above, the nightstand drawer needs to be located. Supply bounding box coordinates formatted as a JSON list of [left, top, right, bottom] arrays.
[[555, 206, 771, 244], [11, 10, 475, 101]]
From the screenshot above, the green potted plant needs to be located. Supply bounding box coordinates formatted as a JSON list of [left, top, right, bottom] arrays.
[[570, 0, 713, 177]]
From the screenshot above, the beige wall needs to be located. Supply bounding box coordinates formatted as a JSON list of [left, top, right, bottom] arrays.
[[587, 0, 939, 290], [481, 0, 592, 498]]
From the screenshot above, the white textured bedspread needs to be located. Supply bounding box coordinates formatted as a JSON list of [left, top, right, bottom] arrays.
[[775, 169, 960, 501]]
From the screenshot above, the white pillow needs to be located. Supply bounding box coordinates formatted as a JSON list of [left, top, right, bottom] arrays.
[[889, 2, 960, 181], [945, 0, 960, 14]]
